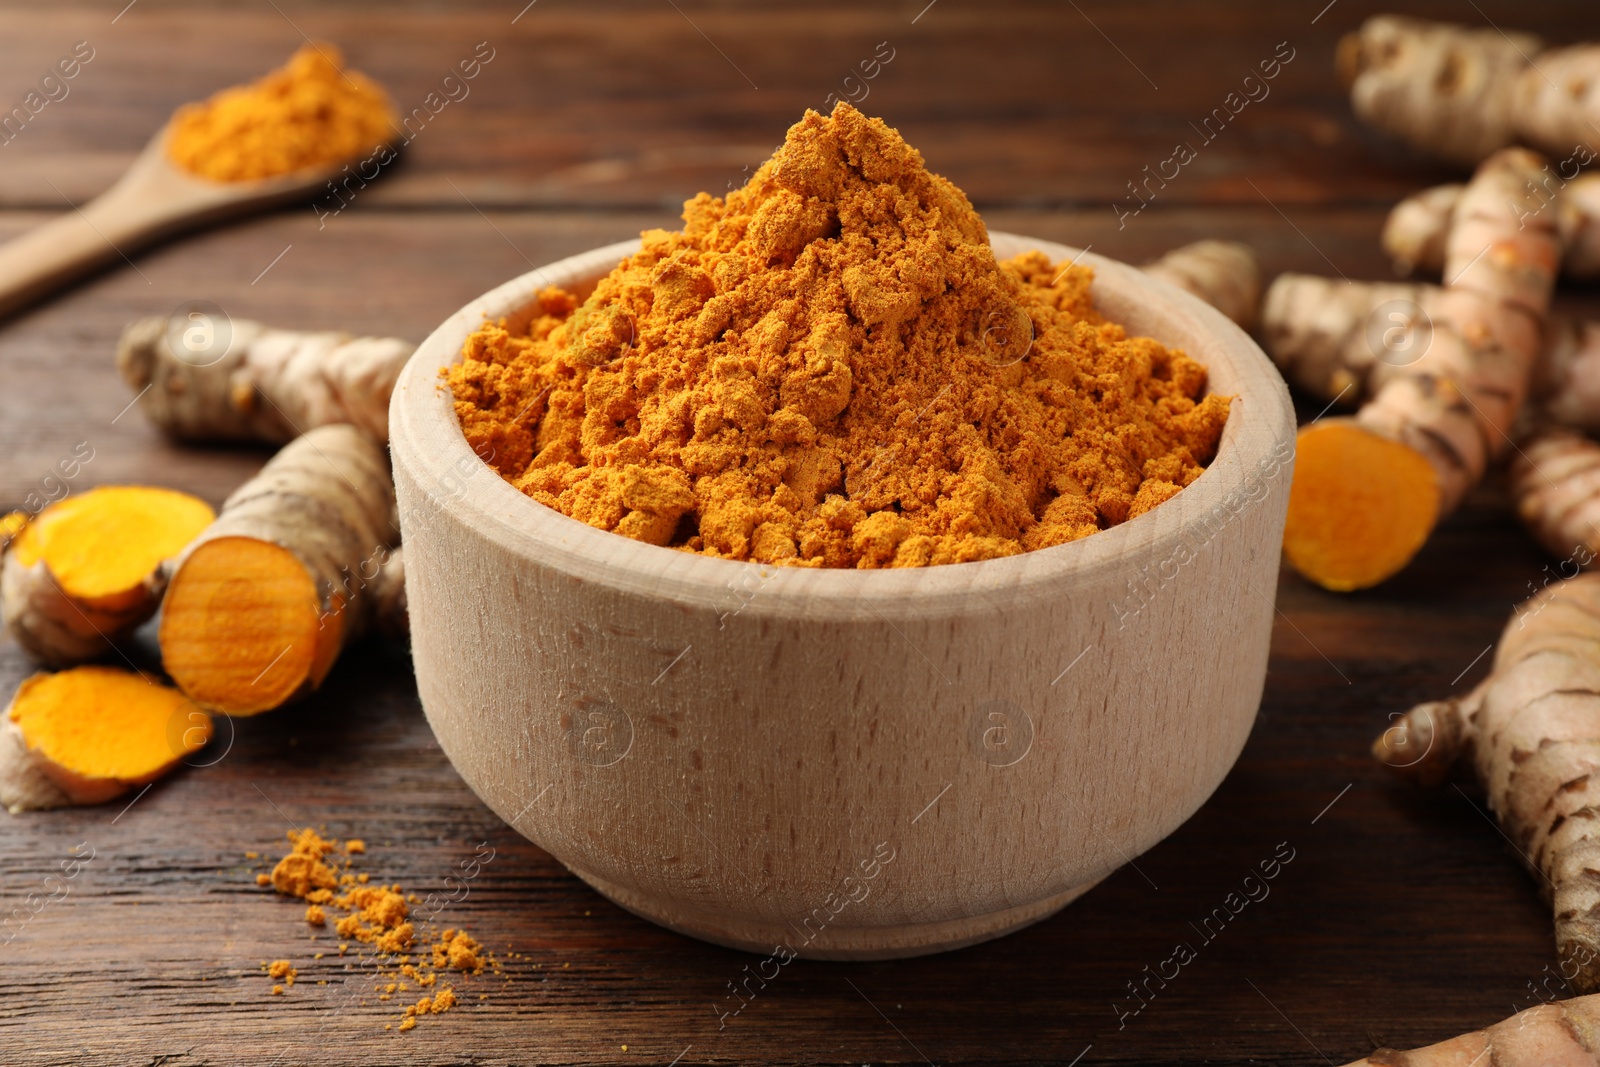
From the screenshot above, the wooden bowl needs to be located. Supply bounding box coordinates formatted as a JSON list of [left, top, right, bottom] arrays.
[[390, 233, 1296, 960]]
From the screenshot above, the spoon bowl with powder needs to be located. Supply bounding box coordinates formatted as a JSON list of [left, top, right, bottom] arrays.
[[0, 44, 396, 322], [392, 107, 1296, 959]]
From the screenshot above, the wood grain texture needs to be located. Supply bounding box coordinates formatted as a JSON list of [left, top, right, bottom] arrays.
[[391, 233, 1295, 959], [2, 0, 1600, 1063]]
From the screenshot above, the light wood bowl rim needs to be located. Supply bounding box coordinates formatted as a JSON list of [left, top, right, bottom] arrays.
[[391, 231, 1294, 619]]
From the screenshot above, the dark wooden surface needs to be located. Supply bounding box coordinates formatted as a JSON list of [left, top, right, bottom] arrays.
[[4, 2, 1600, 1064]]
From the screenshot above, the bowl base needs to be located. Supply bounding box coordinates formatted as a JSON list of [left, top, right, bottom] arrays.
[[566, 865, 1103, 960]]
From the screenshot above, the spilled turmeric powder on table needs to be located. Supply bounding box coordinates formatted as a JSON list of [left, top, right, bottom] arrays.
[[449, 102, 1229, 567], [255, 828, 496, 1032], [167, 43, 394, 182]]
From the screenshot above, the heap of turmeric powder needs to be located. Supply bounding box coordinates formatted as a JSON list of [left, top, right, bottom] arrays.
[[167, 43, 395, 182], [256, 828, 493, 1032], [449, 103, 1228, 567]]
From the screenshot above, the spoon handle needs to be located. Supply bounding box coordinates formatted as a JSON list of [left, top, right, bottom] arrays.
[[0, 181, 154, 322]]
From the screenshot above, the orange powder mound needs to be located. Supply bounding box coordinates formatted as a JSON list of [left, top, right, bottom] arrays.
[[433, 929, 483, 973], [167, 43, 394, 182], [270, 828, 339, 897], [449, 103, 1228, 568]]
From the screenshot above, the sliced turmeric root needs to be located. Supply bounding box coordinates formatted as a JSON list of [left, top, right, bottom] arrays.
[[159, 424, 400, 716], [161, 538, 346, 715], [1282, 420, 1441, 591], [1, 486, 215, 665], [0, 666, 211, 812], [0, 510, 27, 549], [1274, 148, 1560, 591]]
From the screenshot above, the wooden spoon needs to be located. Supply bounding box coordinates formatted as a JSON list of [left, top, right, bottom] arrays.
[[0, 124, 356, 322]]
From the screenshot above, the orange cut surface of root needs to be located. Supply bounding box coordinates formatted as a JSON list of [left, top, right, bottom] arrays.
[[0, 511, 27, 547], [14, 486, 214, 603], [1283, 421, 1442, 592], [10, 666, 211, 792], [160, 537, 340, 715]]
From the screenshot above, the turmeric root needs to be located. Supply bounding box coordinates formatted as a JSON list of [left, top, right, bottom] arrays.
[[1511, 429, 1600, 564], [159, 424, 401, 715], [0, 511, 27, 551], [1375, 572, 1600, 991], [117, 315, 413, 444], [1260, 275, 1600, 432], [0, 667, 211, 813], [1380, 183, 1464, 278], [1, 486, 215, 666], [1339, 15, 1600, 165], [1385, 175, 1600, 279], [1281, 148, 1561, 591], [1258, 273, 1435, 404], [1141, 240, 1263, 331], [1341, 996, 1600, 1066], [1537, 316, 1600, 434]]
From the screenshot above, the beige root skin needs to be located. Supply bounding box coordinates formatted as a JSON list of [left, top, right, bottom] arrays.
[[1, 549, 160, 667], [159, 424, 401, 715], [1384, 175, 1600, 280], [368, 547, 408, 640], [116, 316, 414, 444], [1338, 16, 1542, 165], [1259, 273, 1435, 403], [1141, 240, 1263, 331], [1260, 275, 1600, 430], [1339, 15, 1600, 165], [1511, 429, 1600, 564], [1341, 995, 1600, 1066], [1375, 574, 1600, 993], [1380, 183, 1464, 277], [1279, 148, 1561, 591], [1535, 315, 1600, 432], [0, 718, 69, 813]]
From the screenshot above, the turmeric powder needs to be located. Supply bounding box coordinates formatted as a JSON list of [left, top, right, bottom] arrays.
[[167, 43, 395, 182], [258, 829, 488, 1029], [449, 103, 1228, 568]]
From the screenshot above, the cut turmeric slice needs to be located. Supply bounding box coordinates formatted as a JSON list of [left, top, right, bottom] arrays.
[[161, 537, 343, 715], [159, 424, 402, 716], [1282, 420, 1441, 592], [0, 510, 27, 550], [1, 486, 214, 666], [0, 667, 211, 812]]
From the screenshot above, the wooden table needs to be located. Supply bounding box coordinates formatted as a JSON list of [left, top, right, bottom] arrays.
[[4, 1, 1599, 1063]]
